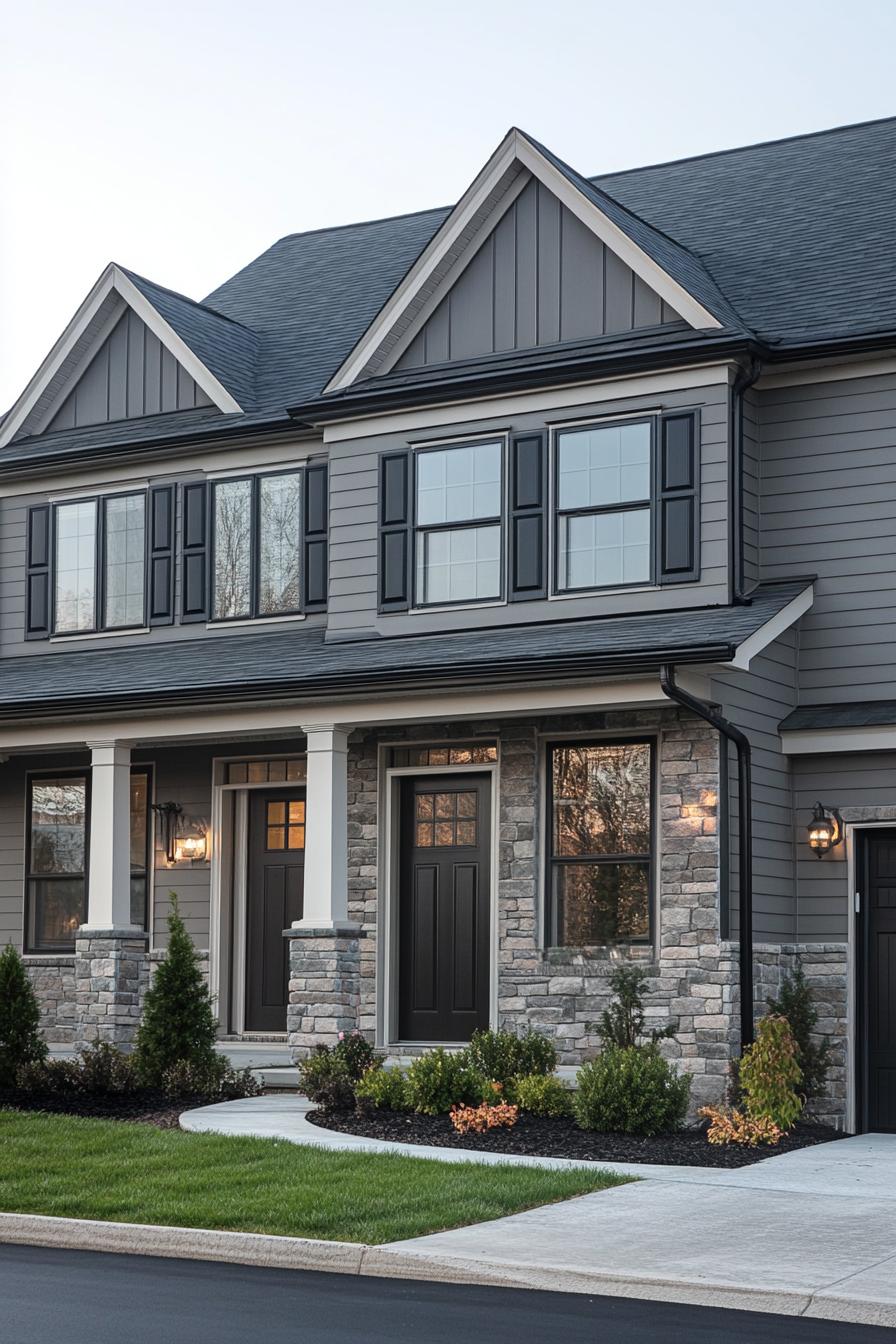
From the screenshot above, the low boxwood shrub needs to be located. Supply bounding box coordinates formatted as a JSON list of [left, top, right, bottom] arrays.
[[299, 1031, 380, 1111], [75, 1042, 138, 1095], [462, 1028, 557, 1085], [355, 1066, 410, 1113], [739, 1014, 803, 1131], [512, 1072, 572, 1118], [574, 1045, 691, 1136], [15, 1058, 81, 1095], [405, 1048, 486, 1115], [0, 943, 47, 1086], [161, 1056, 260, 1102]]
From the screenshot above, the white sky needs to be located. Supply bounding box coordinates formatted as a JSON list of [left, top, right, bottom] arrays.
[[2, 0, 895, 411]]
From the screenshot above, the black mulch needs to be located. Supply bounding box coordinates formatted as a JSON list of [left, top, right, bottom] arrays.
[[0, 1089, 201, 1130], [308, 1108, 845, 1168]]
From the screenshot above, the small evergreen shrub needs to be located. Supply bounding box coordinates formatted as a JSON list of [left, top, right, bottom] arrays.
[[133, 896, 218, 1087], [574, 1045, 691, 1136], [0, 943, 47, 1086], [161, 1057, 260, 1102], [406, 1048, 486, 1115], [355, 1066, 410, 1113], [463, 1028, 557, 1084], [298, 1032, 381, 1111], [739, 1014, 803, 1132], [767, 963, 832, 1102], [597, 965, 675, 1049], [74, 1042, 137, 1095], [512, 1073, 572, 1118]]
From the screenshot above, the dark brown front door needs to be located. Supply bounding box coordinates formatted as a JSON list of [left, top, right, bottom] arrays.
[[398, 774, 491, 1042], [245, 790, 306, 1033], [859, 831, 896, 1132]]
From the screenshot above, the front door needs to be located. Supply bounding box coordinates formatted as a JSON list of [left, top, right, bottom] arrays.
[[245, 790, 306, 1033], [859, 830, 896, 1132], [398, 774, 491, 1042]]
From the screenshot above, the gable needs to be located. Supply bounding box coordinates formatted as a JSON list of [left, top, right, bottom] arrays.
[[45, 306, 213, 434], [394, 177, 682, 371]]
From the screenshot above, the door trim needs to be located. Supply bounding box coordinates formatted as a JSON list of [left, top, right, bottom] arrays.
[[379, 757, 499, 1048], [851, 824, 896, 1133]]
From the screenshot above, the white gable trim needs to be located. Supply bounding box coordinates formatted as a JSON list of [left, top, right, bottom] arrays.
[[726, 583, 814, 671], [0, 264, 242, 448], [325, 129, 722, 393]]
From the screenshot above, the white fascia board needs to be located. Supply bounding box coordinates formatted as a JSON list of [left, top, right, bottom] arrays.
[[727, 584, 814, 671], [0, 264, 242, 449], [324, 130, 721, 394], [781, 724, 896, 755]]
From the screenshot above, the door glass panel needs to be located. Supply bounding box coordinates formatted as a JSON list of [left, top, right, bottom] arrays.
[[267, 801, 286, 825], [414, 790, 478, 847], [267, 826, 285, 850]]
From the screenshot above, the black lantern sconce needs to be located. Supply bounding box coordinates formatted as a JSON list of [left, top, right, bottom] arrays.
[[807, 801, 843, 858], [151, 801, 183, 865]]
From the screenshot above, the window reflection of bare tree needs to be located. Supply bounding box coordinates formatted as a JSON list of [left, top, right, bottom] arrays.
[[259, 476, 300, 614], [552, 745, 650, 944], [214, 485, 252, 618], [31, 782, 87, 874]]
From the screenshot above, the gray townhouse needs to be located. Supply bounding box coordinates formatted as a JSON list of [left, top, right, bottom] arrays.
[[1, 118, 894, 1133]]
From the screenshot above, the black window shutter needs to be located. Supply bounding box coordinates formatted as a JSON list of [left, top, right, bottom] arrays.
[[26, 504, 51, 639], [180, 481, 209, 621], [379, 451, 411, 611], [657, 411, 700, 584], [509, 431, 547, 601], [302, 462, 328, 612], [148, 485, 175, 625]]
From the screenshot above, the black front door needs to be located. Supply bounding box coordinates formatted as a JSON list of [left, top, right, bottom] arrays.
[[859, 830, 896, 1132], [398, 775, 491, 1042], [245, 790, 306, 1033]]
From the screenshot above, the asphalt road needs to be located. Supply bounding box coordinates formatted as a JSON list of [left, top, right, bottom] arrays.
[[0, 1245, 890, 1343]]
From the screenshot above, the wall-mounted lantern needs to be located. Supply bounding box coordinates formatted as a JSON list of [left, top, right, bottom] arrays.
[[151, 801, 183, 864], [174, 828, 208, 864], [807, 801, 843, 858]]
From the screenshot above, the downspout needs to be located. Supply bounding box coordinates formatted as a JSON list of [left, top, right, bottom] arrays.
[[730, 358, 762, 603], [660, 665, 754, 1049]]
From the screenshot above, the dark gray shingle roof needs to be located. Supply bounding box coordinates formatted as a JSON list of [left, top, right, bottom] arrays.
[[780, 701, 896, 732], [0, 581, 808, 721]]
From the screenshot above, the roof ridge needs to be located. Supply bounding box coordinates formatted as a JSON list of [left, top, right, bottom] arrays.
[[120, 266, 260, 337], [589, 113, 896, 182]]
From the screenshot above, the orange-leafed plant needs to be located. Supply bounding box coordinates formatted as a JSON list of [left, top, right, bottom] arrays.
[[699, 1104, 782, 1147], [450, 1101, 519, 1135]]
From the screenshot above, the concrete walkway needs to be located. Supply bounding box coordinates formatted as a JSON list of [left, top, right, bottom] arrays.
[[181, 1096, 896, 1323]]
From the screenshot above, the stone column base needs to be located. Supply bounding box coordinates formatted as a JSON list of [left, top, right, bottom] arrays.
[[74, 928, 149, 1048], [285, 924, 363, 1057]]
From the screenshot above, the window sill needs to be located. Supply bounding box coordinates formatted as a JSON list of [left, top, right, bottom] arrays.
[[206, 613, 307, 630], [50, 627, 150, 644]]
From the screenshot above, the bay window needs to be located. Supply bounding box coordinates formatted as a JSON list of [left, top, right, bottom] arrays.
[[547, 740, 653, 946], [212, 470, 301, 620], [414, 440, 502, 606]]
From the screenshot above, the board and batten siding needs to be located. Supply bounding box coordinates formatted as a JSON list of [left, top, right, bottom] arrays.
[[394, 177, 681, 371], [759, 369, 896, 702], [326, 379, 731, 639]]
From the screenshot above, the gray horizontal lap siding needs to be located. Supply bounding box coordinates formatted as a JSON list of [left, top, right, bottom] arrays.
[[326, 380, 731, 638], [759, 370, 896, 701]]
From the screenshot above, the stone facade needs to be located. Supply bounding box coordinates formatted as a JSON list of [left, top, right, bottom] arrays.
[[286, 926, 364, 1054], [72, 930, 150, 1047], [26, 956, 77, 1044]]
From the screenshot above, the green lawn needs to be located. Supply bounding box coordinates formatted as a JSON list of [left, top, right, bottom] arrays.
[[0, 1111, 630, 1244]]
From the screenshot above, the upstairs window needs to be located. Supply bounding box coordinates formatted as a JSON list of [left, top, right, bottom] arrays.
[[53, 492, 146, 634], [212, 471, 301, 620], [414, 440, 503, 606], [554, 420, 652, 592]]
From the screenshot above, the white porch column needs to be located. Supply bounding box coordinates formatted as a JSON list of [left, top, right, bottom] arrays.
[[83, 741, 137, 931], [295, 725, 353, 929]]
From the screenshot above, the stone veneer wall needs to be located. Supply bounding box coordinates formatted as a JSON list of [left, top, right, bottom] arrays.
[[73, 931, 150, 1047], [26, 956, 78, 1044]]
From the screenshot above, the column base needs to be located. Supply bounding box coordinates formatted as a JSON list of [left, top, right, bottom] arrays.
[[74, 929, 149, 1049], [285, 926, 364, 1057]]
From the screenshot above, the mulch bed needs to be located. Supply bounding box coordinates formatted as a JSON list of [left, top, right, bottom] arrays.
[[308, 1108, 844, 1168], [0, 1089, 204, 1130]]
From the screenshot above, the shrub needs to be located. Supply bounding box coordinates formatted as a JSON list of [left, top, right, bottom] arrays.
[[739, 1014, 803, 1132], [133, 897, 218, 1087], [574, 1045, 691, 1136], [406, 1048, 486, 1115], [355, 1066, 410, 1113], [450, 1101, 518, 1135], [463, 1028, 557, 1085], [512, 1073, 572, 1118], [597, 965, 674, 1050], [15, 1058, 81, 1095], [700, 1104, 782, 1147], [298, 1032, 381, 1111], [161, 1057, 261, 1102], [0, 943, 47, 1086], [74, 1042, 137, 1095], [767, 963, 832, 1102]]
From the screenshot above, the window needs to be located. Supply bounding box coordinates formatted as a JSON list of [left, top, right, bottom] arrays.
[[265, 798, 305, 850], [129, 769, 152, 930], [212, 471, 301, 621], [389, 743, 498, 767], [26, 773, 89, 952], [53, 492, 146, 634], [555, 420, 651, 591], [414, 441, 502, 605], [547, 741, 652, 946], [226, 757, 306, 785]]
